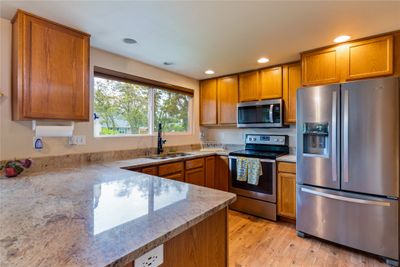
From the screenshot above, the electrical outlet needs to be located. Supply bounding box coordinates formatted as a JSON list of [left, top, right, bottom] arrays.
[[134, 244, 163, 267], [68, 135, 86, 145]]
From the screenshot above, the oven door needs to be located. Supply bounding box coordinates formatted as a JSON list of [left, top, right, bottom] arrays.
[[228, 156, 276, 203], [237, 100, 283, 128]]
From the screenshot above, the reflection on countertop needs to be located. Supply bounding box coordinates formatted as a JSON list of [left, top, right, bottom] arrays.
[[276, 154, 296, 163], [0, 164, 235, 267]]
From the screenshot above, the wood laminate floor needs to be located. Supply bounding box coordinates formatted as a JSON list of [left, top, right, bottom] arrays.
[[228, 210, 387, 267]]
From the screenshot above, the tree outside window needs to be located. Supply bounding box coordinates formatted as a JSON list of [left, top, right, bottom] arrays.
[[94, 76, 192, 136]]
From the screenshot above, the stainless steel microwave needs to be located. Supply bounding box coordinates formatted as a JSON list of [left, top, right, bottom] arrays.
[[237, 99, 284, 128]]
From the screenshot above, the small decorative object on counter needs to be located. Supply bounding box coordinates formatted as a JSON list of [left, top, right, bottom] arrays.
[[0, 159, 32, 178]]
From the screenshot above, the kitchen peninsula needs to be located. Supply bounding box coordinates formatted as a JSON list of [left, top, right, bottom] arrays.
[[0, 163, 235, 266]]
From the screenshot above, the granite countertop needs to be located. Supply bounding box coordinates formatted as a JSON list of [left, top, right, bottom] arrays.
[[276, 154, 296, 163], [0, 158, 236, 267]]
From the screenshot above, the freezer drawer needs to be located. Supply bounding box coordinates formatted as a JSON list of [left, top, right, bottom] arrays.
[[297, 185, 399, 260]]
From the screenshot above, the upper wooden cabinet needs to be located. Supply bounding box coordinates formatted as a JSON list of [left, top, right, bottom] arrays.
[[217, 75, 238, 124], [200, 75, 238, 126], [239, 71, 259, 102], [259, 66, 283, 99], [345, 35, 393, 80], [200, 79, 218, 125], [301, 33, 396, 86], [301, 47, 340, 86], [12, 10, 90, 121], [282, 63, 301, 124]]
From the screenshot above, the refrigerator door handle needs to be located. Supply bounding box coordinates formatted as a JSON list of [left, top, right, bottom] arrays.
[[331, 90, 338, 182], [301, 187, 391, 207], [343, 89, 349, 183]]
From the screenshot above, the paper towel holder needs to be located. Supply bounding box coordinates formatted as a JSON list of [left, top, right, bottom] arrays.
[[32, 120, 75, 137]]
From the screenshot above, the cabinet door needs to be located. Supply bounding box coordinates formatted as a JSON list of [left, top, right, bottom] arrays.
[[142, 166, 158, 176], [278, 172, 296, 219], [164, 172, 184, 182], [205, 156, 216, 188], [345, 35, 393, 80], [159, 162, 184, 176], [218, 75, 238, 124], [260, 67, 282, 99], [301, 47, 340, 86], [13, 11, 89, 120], [215, 156, 229, 191], [185, 168, 205, 186], [282, 63, 301, 124], [239, 71, 259, 102], [200, 79, 217, 125]]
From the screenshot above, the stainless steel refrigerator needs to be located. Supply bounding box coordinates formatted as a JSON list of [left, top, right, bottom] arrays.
[[296, 77, 399, 265]]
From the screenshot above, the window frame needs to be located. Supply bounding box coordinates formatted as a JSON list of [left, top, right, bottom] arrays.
[[93, 66, 194, 137]]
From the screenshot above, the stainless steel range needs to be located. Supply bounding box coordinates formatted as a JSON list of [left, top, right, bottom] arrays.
[[229, 134, 289, 220]]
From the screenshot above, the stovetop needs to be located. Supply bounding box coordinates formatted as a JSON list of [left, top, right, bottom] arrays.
[[229, 149, 287, 159]]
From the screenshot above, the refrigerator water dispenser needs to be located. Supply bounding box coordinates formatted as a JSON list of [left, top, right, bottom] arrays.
[[303, 122, 329, 157]]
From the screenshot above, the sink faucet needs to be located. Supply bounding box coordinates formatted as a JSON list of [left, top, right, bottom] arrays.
[[157, 123, 166, 154]]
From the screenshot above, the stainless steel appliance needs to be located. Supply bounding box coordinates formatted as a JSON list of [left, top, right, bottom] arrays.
[[296, 77, 399, 265], [237, 99, 284, 128], [229, 134, 289, 220]]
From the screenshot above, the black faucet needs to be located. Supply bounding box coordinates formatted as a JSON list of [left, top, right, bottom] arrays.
[[157, 123, 166, 154]]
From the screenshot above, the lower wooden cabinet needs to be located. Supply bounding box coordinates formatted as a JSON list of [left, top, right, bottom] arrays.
[[215, 156, 229, 192], [205, 156, 216, 188], [277, 162, 296, 220], [185, 168, 205, 186], [127, 155, 229, 191]]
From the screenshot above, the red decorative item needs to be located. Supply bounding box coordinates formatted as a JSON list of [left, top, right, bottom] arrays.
[[5, 167, 17, 178], [1, 159, 32, 178]]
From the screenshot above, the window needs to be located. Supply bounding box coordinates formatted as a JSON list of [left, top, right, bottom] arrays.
[[93, 69, 193, 137]]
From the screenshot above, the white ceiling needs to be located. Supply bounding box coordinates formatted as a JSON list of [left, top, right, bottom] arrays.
[[1, 1, 399, 80]]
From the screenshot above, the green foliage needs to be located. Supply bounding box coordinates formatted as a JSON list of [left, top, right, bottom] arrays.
[[94, 77, 190, 136]]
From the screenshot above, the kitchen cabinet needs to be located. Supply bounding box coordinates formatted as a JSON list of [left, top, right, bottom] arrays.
[[301, 33, 396, 86], [239, 71, 259, 102], [158, 162, 184, 178], [345, 35, 393, 80], [282, 63, 301, 124], [185, 158, 205, 186], [259, 67, 283, 99], [200, 79, 218, 125], [215, 156, 229, 192], [164, 172, 184, 182], [11, 10, 90, 121], [301, 47, 340, 86], [277, 162, 296, 220], [217, 75, 238, 125], [141, 166, 158, 176], [205, 156, 216, 188], [185, 168, 205, 186]]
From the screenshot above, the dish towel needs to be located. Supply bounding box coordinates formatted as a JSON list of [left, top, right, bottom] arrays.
[[247, 158, 263, 186], [236, 157, 248, 182]]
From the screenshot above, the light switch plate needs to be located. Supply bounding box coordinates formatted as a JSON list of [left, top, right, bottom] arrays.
[[134, 244, 163, 267], [68, 135, 86, 145]]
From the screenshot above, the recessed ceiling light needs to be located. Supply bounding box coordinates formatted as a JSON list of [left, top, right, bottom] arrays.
[[205, 70, 215, 75], [163, 62, 174, 66], [333, 35, 351, 43], [123, 38, 137, 44], [257, 57, 270, 64]]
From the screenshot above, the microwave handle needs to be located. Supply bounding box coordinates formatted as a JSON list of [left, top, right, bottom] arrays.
[[269, 104, 274, 123]]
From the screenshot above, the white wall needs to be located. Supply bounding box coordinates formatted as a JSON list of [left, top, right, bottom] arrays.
[[0, 18, 200, 160], [203, 126, 297, 149]]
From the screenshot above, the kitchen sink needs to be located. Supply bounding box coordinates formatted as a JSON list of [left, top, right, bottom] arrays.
[[146, 153, 193, 160]]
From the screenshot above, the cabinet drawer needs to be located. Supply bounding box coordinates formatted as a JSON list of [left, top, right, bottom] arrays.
[[159, 162, 184, 176], [185, 158, 204, 170], [142, 166, 158, 176], [278, 162, 296, 173]]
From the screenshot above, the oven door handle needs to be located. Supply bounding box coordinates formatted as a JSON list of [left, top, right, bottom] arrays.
[[228, 156, 276, 163]]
